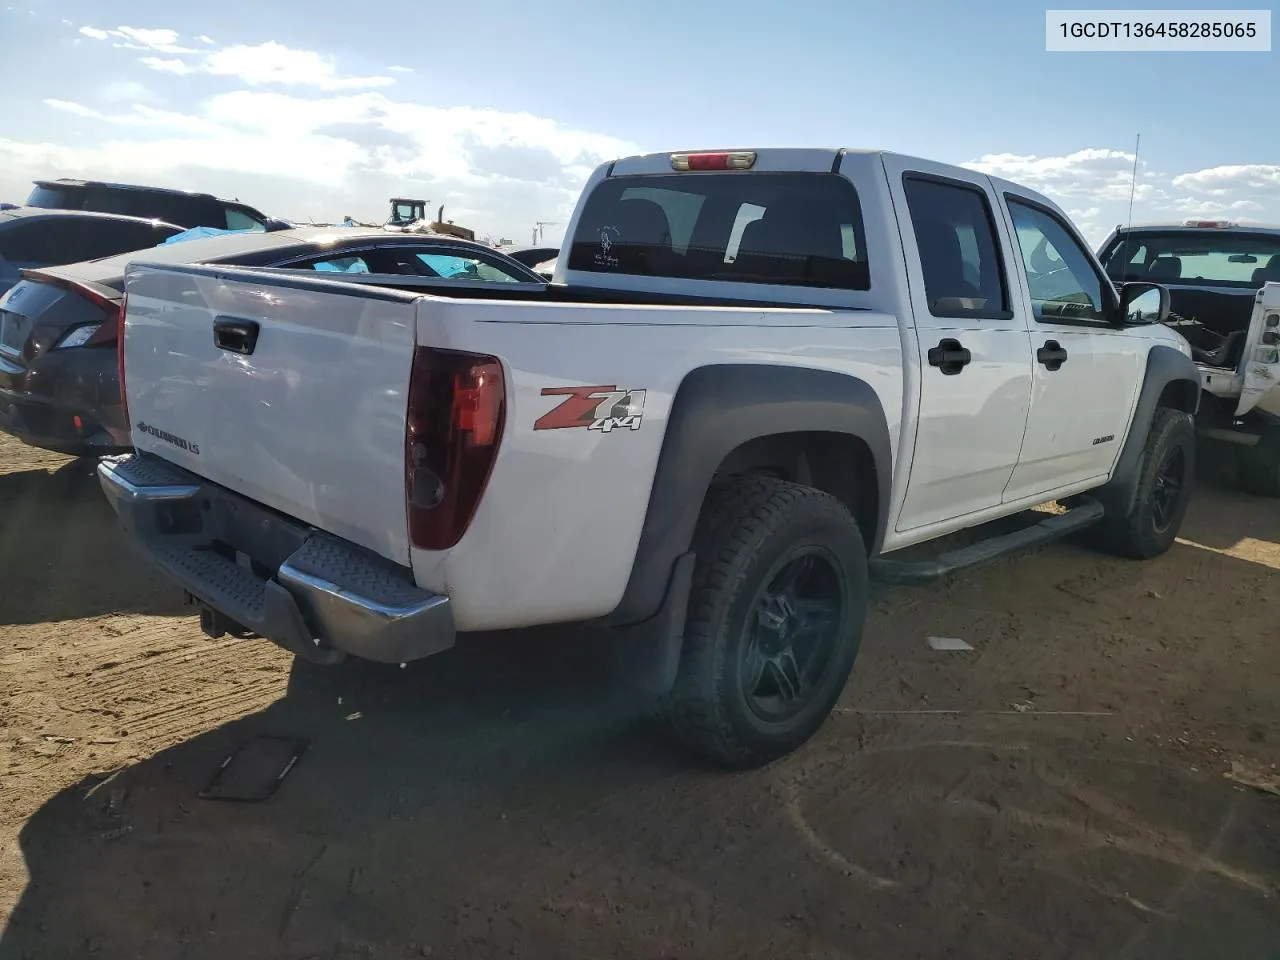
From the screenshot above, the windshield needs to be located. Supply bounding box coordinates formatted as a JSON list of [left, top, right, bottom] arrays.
[[1100, 229, 1280, 289]]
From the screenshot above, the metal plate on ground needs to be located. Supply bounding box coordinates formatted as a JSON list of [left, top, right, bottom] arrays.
[[199, 735, 309, 802]]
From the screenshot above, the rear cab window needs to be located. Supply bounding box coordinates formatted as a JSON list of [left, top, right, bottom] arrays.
[[25, 185, 80, 210], [566, 172, 870, 290]]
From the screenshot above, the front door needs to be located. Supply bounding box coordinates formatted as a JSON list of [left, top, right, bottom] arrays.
[[883, 157, 1036, 532], [998, 193, 1147, 502]]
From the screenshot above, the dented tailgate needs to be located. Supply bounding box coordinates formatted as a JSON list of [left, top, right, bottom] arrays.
[[122, 262, 421, 565]]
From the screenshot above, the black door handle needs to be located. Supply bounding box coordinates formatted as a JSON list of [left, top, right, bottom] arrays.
[[927, 338, 971, 375], [213, 317, 260, 356], [1037, 340, 1068, 371]]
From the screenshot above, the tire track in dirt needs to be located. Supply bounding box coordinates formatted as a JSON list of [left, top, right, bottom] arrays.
[[2, 435, 1278, 959]]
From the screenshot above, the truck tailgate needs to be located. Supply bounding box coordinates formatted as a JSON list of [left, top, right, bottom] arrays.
[[122, 262, 420, 565]]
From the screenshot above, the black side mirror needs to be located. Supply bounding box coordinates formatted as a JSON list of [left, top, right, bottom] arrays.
[[1116, 281, 1170, 325]]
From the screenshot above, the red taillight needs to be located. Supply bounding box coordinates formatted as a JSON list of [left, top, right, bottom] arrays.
[[670, 151, 757, 171], [19, 270, 123, 347], [405, 347, 506, 550]]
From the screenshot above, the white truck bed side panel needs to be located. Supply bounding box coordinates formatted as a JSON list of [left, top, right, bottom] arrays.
[[411, 298, 904, 631], [123, 265, 418, 564]]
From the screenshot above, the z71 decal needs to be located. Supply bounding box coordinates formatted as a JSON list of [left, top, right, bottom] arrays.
[[534, 385, 647, 433]]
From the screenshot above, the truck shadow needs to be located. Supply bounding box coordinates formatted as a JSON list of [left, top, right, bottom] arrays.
[[1184, 451, 1280, 552], [0, 457, 187, 625], [2, 538, 1276, 960]]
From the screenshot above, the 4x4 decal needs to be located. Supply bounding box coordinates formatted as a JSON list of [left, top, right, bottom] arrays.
[[534, 385, 646, 433]]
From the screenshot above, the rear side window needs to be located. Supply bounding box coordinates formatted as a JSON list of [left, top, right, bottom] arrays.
[[76, 220, 176, 260], [416, 252, 524, 283], [566, 172, 870, 290], [903, 177, 1009, 318], [77, 188, 199, 227], [300, 255, 371, 274], [0, 221, 63, 264]]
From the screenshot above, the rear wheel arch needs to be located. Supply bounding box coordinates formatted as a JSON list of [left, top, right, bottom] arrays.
[[709, 431, 879, 553], [606, 363, 892, 629]]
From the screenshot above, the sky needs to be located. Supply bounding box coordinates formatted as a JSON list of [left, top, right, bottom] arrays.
[[1, 0, 1277, 247]]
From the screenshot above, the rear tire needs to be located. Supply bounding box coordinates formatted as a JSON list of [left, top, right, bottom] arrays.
[[1089, 407, 1196, 559], [659, 477, 868, 768]]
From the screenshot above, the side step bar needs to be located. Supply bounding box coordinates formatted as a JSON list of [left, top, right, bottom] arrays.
[[870, 498, 1105, 586]]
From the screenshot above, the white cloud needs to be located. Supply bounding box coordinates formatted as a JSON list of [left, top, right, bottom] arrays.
[[1172, 164, 1280, 196], [84, 25, 398, 92], [140, 56, 193, 75], [1, 89, 637, 240], [78, 24, 197, 54], [101, 81, 159, 105], [388, 65, 414, 73], [198, 42, 394, 91], [965, 148, 1279, 244]]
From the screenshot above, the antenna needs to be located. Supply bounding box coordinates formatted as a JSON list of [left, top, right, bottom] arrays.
[[1118, 133, 1141, 280]]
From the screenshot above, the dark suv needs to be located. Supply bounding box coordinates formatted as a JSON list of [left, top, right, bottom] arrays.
[[0, 208, 184, 297], [25, 179, 271, 232]]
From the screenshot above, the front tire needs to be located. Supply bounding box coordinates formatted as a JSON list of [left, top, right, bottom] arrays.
[[660, 477, 868, 768], [1090, 407, 1196, 559]]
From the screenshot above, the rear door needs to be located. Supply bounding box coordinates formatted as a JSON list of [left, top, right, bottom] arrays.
[[997, 190, 1146, 500], [882, 156, 1036, 531], [122, 262, 422, 564], [74, 219, 177, 261]]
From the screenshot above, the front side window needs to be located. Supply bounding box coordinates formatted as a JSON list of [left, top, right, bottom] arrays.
[[567, 172, 870, 290], [1007, 200, 1108, 323]]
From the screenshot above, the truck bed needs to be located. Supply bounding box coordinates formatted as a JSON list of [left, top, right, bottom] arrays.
[[117, 260, 903, 633]]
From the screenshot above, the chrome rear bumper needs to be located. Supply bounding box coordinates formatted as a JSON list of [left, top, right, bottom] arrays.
[[98, 453, 455, 665]]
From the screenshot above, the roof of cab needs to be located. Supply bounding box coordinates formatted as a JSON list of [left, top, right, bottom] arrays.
[[0, 207, 184, 229], [601, 147, 1068, 217], [35, 178, 221, 202], [38, 225, 512, 284], [1113, 221, 1280, 235]]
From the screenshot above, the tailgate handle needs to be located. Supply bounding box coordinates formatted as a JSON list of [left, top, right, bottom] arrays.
[[212, 317, 260, 356]]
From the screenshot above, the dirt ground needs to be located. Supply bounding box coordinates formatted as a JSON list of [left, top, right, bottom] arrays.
[[0, 432, 1276, 960]]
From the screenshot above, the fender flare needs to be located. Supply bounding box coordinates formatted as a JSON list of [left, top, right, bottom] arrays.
[[607, 363, 893, 629], [1094, 344, 1200, 517]]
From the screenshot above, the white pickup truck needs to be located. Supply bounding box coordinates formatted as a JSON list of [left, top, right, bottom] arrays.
[[1097, 221, 1280, 496], [98, 148, 1201, 768]]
